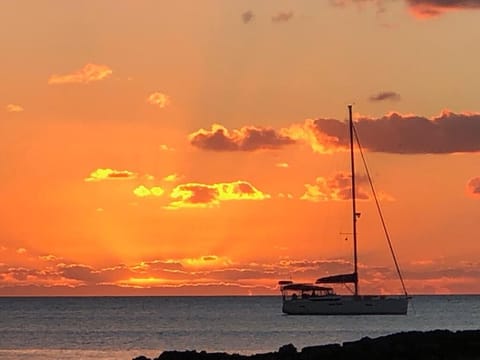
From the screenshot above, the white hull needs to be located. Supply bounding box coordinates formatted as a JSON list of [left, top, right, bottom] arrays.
[[282, 295, 408, 315]]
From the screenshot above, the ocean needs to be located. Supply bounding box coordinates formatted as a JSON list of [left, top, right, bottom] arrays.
[[0, 295, 479, 360]]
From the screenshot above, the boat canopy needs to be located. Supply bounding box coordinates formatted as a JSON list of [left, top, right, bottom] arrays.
[[281, 283, 333, 292], [316, 272, 357, 284]]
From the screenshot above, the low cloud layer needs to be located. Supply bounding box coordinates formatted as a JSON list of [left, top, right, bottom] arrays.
[[48, 63, 112, 85], [2, 251, 479, 294]]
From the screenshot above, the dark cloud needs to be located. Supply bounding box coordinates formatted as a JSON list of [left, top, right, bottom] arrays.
[[190, 128, 238, 151], [1, 266, 64, 285], [240, 128, 295, 150], [407, 0, 480, 17], [242, 10, 254, 24], [313, 111, 480, 154], [190, 111, 480, 155], [369, 91, 401, 102], [6, 267, 37, 281], [189, 125, 295, 152], [467, 177, 480, 196], [272, 11, 294, 23], [330, 0, 480, 17], [59, 264, 98, 282]]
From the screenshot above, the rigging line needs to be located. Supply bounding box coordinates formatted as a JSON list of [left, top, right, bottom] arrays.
[[353, 125, 409, 298]]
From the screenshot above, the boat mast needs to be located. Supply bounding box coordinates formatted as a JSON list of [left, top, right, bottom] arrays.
[[348, 104, 359, 296]]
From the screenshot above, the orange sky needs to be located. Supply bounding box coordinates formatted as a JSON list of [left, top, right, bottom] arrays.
[[1, 0, 480, 296]]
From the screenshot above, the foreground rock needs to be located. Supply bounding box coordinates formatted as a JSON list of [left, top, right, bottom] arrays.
[[133, 329, 480, 360]]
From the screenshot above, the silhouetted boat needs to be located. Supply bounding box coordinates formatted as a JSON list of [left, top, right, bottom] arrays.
[[279, 105, 409, 315]]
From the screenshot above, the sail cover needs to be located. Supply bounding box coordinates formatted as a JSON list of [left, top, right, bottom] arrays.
[[316, 272, 357, 284]]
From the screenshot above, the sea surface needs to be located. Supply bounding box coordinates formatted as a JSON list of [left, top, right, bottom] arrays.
[[0, 295, 479, 360]]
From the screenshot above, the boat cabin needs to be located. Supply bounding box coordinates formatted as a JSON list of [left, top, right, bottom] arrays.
[[278, 282, 335, 300]]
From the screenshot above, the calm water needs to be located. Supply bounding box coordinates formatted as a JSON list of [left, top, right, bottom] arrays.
[[0, 296, 479, 359]]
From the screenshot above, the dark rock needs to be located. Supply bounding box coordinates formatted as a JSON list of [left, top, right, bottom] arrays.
[[300, 343, 341, 360], [278, 344, 297, 359], [134, 329, 480, 360], [156, 350, 247, 360]]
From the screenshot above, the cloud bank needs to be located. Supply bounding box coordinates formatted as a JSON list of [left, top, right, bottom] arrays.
[[312, 110, 480, 154], [2, 251, 479, 295], [191, 110, 480, 155]]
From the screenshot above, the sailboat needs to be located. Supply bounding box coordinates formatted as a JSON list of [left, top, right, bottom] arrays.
[[279, 105, 409, 315]]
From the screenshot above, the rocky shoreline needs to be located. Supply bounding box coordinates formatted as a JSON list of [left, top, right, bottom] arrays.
[[133, 329, 480, 360]]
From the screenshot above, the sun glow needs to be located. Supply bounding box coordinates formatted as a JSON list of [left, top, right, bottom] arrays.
[[124, 277, 170, 285]]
